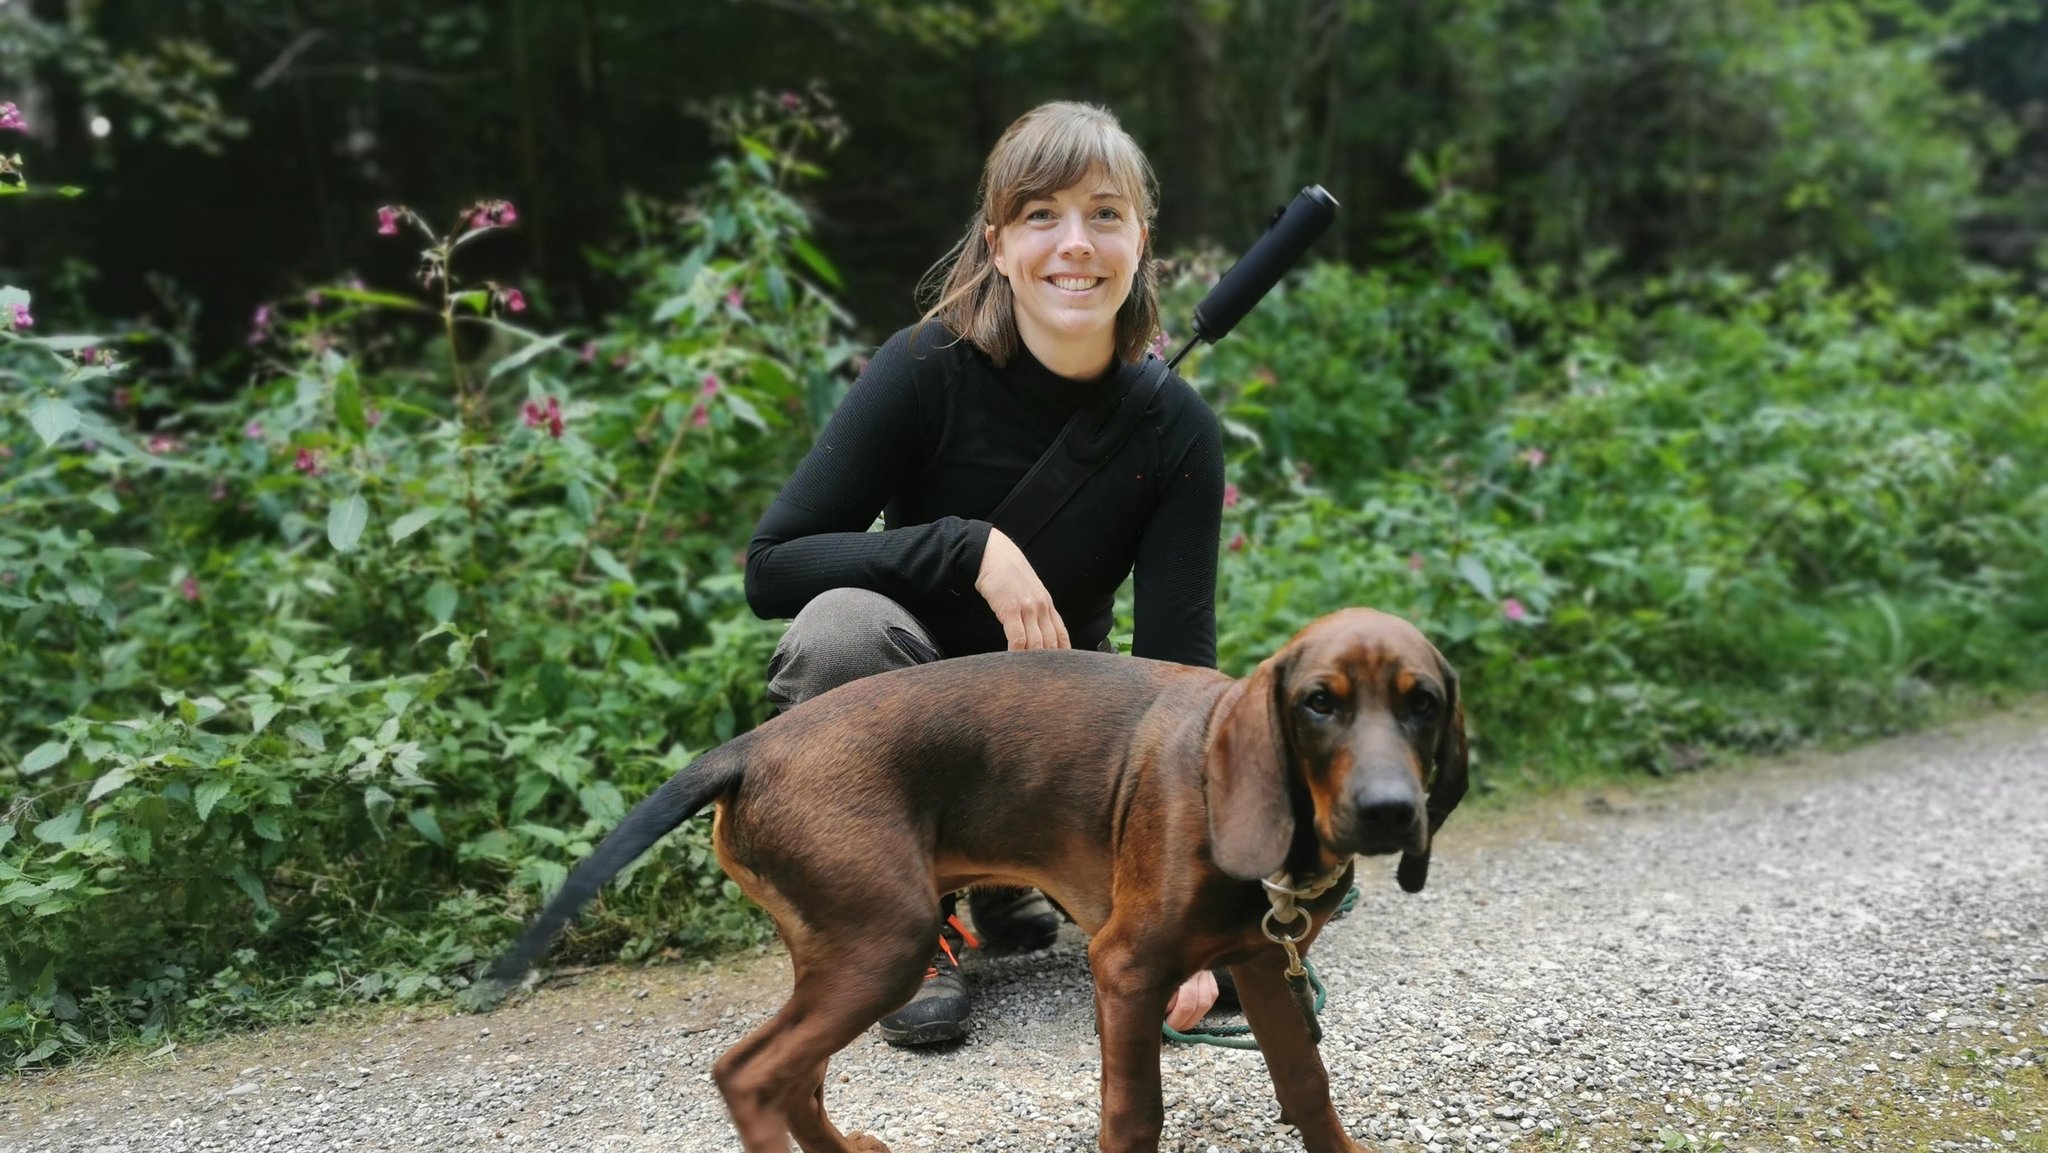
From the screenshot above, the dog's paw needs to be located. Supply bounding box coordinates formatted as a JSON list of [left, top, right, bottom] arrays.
[[846, 1133, 893, 1153]]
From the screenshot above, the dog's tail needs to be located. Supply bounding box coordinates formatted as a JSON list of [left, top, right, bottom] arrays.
[[486, 742, 746, 986]]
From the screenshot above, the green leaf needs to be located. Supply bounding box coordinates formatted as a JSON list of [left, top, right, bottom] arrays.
[[231, 866, 270, 913], [723, 390, 766, 431], [86, 766, 135, 803], [87, 490, 120, 514], [578, 782, 627, 827], [407, 808, 446, 847], [250, 812, 284, 842], [317, 285, 430, 311], [335, 365, 367, 439], [363, 786, 395, 834], [32, 808, 81, 844], [28, 335, 107, 352], [451, 290, 490, 315], [98, 548, 154, 564], [487, 332, 570, 381], [286, 722, 326, 751], [27, 398, 80, 448], [328, 494, 369, 553], [1456, 554, 1497, 603], [194, 779, 232, 821], [250, 700, 283, 734], [788, 237, 843, 289], [737, 135, 776, 164], [388, 507, 441, 542], [590, 548, 635, 588], [21, 741, 68, 776], [424, 581, 458, 624]]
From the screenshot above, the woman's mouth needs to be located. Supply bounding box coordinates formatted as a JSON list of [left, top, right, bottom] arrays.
[[1046, 275, 1104, 295]]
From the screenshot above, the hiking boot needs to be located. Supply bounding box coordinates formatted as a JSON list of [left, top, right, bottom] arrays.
[[877, 914, 978, 1046], [967, 886, 1061, 952]]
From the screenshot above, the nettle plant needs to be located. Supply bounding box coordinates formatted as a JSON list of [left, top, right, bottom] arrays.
[[0, 89, 858, 1066]]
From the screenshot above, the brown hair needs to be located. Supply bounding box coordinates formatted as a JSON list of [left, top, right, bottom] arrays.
[[914, 101, 1160, 368]]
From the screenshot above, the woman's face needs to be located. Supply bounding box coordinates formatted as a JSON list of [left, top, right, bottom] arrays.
[[985, 173, 1147, 367]]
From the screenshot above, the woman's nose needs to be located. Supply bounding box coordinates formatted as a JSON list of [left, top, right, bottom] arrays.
[[1058, 216, 1093, 255]]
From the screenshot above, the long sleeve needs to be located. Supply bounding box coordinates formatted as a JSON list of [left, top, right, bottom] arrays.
[[745, 328, 992, 620], [1130, 399, 1225, 668]]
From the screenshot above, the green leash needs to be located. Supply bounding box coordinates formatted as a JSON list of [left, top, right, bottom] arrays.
[[1163, 886, 1359, 1050]]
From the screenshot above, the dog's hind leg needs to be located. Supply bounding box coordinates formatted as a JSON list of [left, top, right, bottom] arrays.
[[713, 905, 935, 1153]]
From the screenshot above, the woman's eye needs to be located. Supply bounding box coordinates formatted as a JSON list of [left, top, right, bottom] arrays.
[[1094, 207, 1121, 221]]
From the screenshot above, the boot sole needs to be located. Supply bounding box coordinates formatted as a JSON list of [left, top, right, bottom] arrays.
[[877, 1017, 967, 1046]]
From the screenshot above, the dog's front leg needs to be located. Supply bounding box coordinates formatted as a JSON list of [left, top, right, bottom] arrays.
[[1087, 928, 1176, 1153], [1230, 947, 1368, 1153]]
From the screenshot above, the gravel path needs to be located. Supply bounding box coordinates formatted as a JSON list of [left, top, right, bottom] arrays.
[[5, 704, 2044, 1153]]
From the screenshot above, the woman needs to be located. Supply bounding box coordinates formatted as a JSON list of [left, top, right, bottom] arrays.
[[744, 101, 1225, 1046]]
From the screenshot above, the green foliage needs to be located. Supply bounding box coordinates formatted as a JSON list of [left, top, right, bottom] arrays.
[[0, 92, 854, 1066]]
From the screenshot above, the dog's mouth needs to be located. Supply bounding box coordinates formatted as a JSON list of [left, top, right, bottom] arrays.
[[1327, 800, 1427, 858]]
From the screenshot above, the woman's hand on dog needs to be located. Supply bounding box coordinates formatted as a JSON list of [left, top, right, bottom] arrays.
[[976, 527, 1071, 650]]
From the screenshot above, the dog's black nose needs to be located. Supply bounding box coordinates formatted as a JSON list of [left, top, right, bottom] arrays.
[[1354, 797, 1417, 836], [1345, 779, 1421, 853]]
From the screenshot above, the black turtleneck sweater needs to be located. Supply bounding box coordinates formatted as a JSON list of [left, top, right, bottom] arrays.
[[744, 322, 1224, 668]]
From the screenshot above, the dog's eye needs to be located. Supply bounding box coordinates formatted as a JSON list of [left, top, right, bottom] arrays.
[[1302, 688, 1338, 717], [1407, 690, 1438, 719]]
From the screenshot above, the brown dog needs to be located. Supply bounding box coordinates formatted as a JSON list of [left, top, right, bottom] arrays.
[[490, 607, 1467, 1153]]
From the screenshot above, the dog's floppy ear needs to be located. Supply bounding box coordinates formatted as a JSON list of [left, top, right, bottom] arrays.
[[1204, 654, 1296, 880], [1397, 655, 1468, 894]]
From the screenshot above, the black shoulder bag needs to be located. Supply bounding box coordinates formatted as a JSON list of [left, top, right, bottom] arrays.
[[985, 355, 1171, 548]]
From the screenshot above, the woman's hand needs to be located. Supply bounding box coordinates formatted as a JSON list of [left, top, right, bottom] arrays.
[[1164, 969, 1219, 1032], [975, 527, 1071, 650]]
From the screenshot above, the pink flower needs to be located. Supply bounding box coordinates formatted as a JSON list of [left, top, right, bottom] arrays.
[[700, 373, 720, 397], [780, 91, 802, 111], [377, 206, 400, 236], [1222, 483, 1239, 509], [244, 420, 265, 440], [0, 102, 24, 132], [180, 575, 202, 602], [7, 303, 32, 331], [725, 289, 744, 309], [502, 288, 527, 313], [470, 199, 518, 230], [523, 396, 564, 439], [294, 448, 323, 475], [1502, 598, 1528, 622], [1408, 552, 1425, 572], [1228, 531, 1245, 553], [1518, 447, 1548, 469], [147, 435, 176, 455], [365, 407, 384, 428], [579, 340, 597, 364], [112, 388, 132, 411], [610, 351, 633, 370], [80, 348, 101, 366], [496, 201, 518, 226], [249, 305, 273, 344], [690, 403, 710, 430]]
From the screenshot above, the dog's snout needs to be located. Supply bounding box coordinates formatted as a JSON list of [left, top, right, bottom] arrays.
[[1342, 778, 1423, 854]]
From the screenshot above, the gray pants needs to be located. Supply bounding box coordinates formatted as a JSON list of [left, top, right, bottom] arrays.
[[765, 587, 1115, 712], [764, 588, 947, 713]]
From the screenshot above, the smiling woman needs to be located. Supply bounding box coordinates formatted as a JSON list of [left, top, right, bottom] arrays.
[[740, 100, 1226, 1046]]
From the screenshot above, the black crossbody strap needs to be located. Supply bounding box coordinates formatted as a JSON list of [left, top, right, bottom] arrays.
[[987, 354, 1172, 549]]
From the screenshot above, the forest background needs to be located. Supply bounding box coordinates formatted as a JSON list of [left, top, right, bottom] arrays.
[[2, 0, 2045, 1068]]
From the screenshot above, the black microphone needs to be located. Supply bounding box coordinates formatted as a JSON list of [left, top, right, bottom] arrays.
[[1189, 185, 1339, 348]]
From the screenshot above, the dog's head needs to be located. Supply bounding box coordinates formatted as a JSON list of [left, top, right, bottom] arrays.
[[1203, 607, 1467, 892]]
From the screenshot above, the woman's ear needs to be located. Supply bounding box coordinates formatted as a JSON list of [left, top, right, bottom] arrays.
[[1204, 654, 1295, 880], [984, 224, 1002, 275]]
